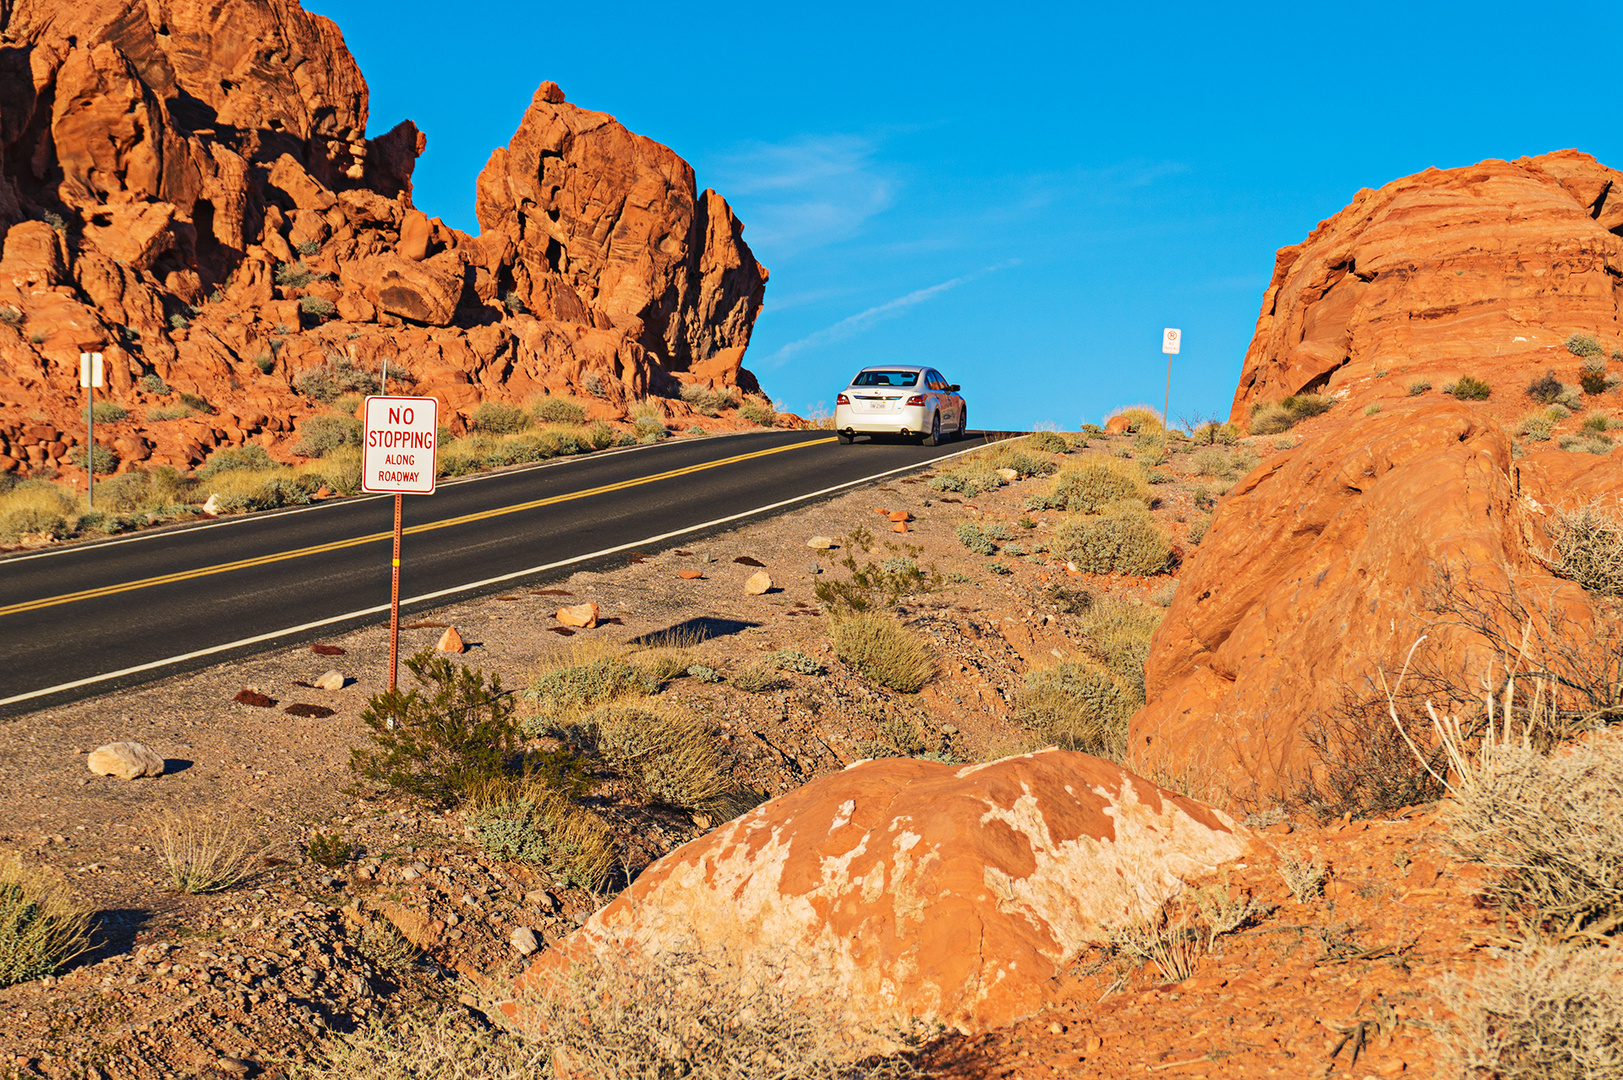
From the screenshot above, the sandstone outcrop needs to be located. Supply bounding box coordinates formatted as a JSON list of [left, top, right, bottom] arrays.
[[0, 1, 768, 476], [1230, 150, 1623, 422], [510, 750, 1250, 1041]]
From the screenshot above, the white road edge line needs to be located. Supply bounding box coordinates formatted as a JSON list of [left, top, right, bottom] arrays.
[[1, 442, 985, 708]]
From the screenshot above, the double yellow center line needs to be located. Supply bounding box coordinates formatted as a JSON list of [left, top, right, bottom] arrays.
[[1, 437, 834, 619]]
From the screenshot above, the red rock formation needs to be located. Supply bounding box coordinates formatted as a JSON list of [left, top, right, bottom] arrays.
[[1230, 151, 1623, 423], [507, 750, 1250, 1042], [0, 1, 768, 476]]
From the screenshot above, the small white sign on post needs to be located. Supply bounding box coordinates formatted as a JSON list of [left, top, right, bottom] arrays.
[[79, 352, 103, 388], [1162, 328, 1181, 355], [362, 395, 438, 494]]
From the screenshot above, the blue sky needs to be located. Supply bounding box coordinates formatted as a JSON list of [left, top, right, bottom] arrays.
[[310, 1, 1623, 430]]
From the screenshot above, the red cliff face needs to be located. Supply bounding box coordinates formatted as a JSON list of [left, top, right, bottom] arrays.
[[1230, 150, 1623, 423], [0, 2, 766, 475]]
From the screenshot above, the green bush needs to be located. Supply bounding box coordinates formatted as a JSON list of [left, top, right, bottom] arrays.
[[274, 260, 320, 288], [69, 443, 118, 475], [293, 414, 362, 457], [1565, 333, 1605, 359], [1053, 507, 1171, 575], [199, 470, 321, 512], [1025, 456, 1149, 513], [470, 784, 616, 891], [1408, 379, 1432, 396], [812, 527, 939, 613], [1014, 659, 1135, 757], [1450, 375, 1492, 401], [0, 853, 92, 987], [471, 401, 531, 435], [739, 401, 776, 427], [197, 443, 276, 478], [1519, 414, 1555, 441], [830, 613, 933, 692], [524, 655, 656, 719], [299, 295, 337, 320], [1025, 430, 1069, 453], [584, 419, 617, 450], [178, 392, 214, 414], [769, 648, 823, 675], [350, 651, 520, 806], [589, 706, 741, 813], [1579, 361, 1610, 396], [87, 401, 128, 423], [139, 373, 170, 394], [633, 415, 667, 441], [1080, 596, 1163, 698], [295, 355, 380, 403], [533, 396, 588, 425], [92, 466, 193, 514], [1529, 371, 1564, 404], [306, 832, 353, 868], [955, 520, 1012, 555]]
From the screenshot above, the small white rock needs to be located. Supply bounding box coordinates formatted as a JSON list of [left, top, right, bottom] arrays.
[[201, 493, 222, 515], [313, 670, 345, 691], [87, 742, 164, 780], [510, 926, 540, 956], [744, 570, 773, 595], [805, 536, 834, 550]]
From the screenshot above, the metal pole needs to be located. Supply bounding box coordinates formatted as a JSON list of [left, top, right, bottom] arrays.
[[381, 358, 388, 396], [389, 492, 403, 691], [1161, 352, 1172, 457], [86, 376, 94, 509]]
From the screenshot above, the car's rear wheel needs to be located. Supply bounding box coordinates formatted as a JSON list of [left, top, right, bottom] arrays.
[[922, 412, 942, 447], [955, 406, 967, 440]]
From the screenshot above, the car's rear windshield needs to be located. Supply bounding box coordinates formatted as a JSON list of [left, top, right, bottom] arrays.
[[851, 371, 920, 387]]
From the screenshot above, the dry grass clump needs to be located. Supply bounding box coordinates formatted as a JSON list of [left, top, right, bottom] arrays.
[[1079, 596, 1164, 697], [0, 480, 77, 542], [1026, 455, 1147, 513], [0, 852, 92, 987], [1541, 500, 1623, 597], [731, 661, 782, 693], [1277, 855, 1328, 902], [1248, 393, 1331, 435], [1014, 658, 1136, 757], [927, 440, 1056, 496], [830, 613, 934, 693], [531, 394, 590, 425], [1052, 506, 1171, 575], [466, 779, 617, 891], [524, 646, 657, 727], [587, 705, 745, 815], [1106, 882, 1265, 983], [158, 812, 262, 893], [1105, 405, 1164, 434], [1439, 943, 1623, 1080], [680, 383, 740, 416], [310, 948, 917, 1080], [739, 400, 777, 427]]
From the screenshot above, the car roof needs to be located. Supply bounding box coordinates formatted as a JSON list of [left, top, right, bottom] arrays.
[[853, 364, 928, 373]]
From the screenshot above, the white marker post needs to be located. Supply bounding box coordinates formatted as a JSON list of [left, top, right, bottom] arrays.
[[1161, 328, 1180, 450], [79, 352, 104, 508], [362, 395, 439, 690]]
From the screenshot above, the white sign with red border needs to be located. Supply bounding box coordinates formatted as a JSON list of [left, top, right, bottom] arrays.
[[363, 395, 438, 494], [1162, 328, 1181, 355]]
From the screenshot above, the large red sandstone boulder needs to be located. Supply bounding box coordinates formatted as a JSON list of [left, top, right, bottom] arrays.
[[510, 750, 1250, 1040], [1131, 399, 1623, 798], [1230, 150, 1623, 422]]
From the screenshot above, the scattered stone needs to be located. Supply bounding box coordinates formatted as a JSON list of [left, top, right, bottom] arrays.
[[313, 670, 345, 691], [435, 626, 465, 653], [87, 742, 164, 780], [312, 644, 346, 656], [510, 926, 540, 956], [233, 689, 276, 708], [284, 703, 336, 718], [892, 522, 909, 533], [733, 555, 765, 566], [215, 1058, 251, 1078], [806, 536, 834, 550], [678, 569, 704, 580], [744, 571, 773, 595], [872, 507, 890, 515], [995, 468, 1019, 481], [888, 510, 911, 522], [523, 889, 556, 911], [556, 603, 600, 628]]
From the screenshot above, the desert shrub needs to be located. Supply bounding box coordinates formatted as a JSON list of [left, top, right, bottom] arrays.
[[139, 373, 170, 394], [177, 391, 214, 414], [584, 419, 617, 450], [534, 428, 584, 457], [471, 401, 531, 435], [310, 446, 362, 494], [731, 662, 781, 693], [1440, 943, 1623, 1080], [292, 414, 362, 457], [525, 653, 656, 720], [1188, 446, 1234, 479], [69, 443, 118, 475], [295, 355, 379, 403], [306, 832, 353, 869], [1542, 501, 1623, 598], [1026, 455, 1148, 513], [1408, 379, 1432, 396], [532, 396, 588, 425], [483, 435, 547, 467], [588, 706, 741, 813], [1566, 333, 1605, 359], [830, 613, 933, 692], [739, 401, 776, 427], [1518, 413, 1556, 441], [299, 295, 337, 320], [92, 467, 191, 514], [0, 482, 75, 543], [679, 383, 739, 416], [168, 312, 189, 330], [814, 532, 939, 614], [1581, 414, 1611, 434], [146, 405, 194, 421], [198, 469, 320, 512], [0, 852, 92, 987], [197, 443, 276, 478], [274, 260, 321, 288], [1014, 659, 1135, 757], [468, 782, 616, 891], [1249, 393, 1332, 435], [1449, 375, 1492, 401], [159, 813, 260, 893], [1529, 371, 1565, 404], [350, 651, 520, 806], [687, 664, 722, 683], [1025, 430, 1069, 453], [769, 648, 824, 675], [294, 239, 321, 257], [633, 415, 667, 441], [86, 401, 128, 423], [1080, 597, 1163, 697], [1052, 506, 1171, 575], [1290, 684, 1452, 822], [1559, 434, 1614, 455], [0, 304, 23, 325], [955, 520, 1012, 555], [1579, 361, 1610, 396], [1106, 405, 1163, 433]]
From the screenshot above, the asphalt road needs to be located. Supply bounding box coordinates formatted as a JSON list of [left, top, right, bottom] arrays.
[[0, 429, 995, 713]]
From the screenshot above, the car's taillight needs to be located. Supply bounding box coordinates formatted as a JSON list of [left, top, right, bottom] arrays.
[[905, 394, 925, 406], [836, 393, 850, 405]]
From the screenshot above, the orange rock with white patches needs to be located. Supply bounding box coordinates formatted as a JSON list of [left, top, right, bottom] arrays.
[[507, 749, 1249, 1041]]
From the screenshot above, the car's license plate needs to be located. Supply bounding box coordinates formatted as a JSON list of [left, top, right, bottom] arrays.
[[855, 396, 895, 413]]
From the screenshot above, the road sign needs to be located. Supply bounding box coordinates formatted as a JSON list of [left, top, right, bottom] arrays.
[[79, 352, 103, 388], [362, 395, 438, 495], [1162, 328, 1181, 355]]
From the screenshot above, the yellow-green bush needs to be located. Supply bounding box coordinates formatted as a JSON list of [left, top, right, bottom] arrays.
[[532, 395, 589, 425], [196, 467, 320, 512], [1027, 456, 1148, 513], [0, 852, 92, 987], [468, 781, 616, 891], [1106, 406, 1164, 434], [589, 705, 741, 814], [1014, 659, 1136, 757], [1053, 506, 1171, 575], [1249, 393, 1332, 435], [1081, 596, 1163, 697], [0, 482, 76, 542], [830, 613, 933, 692]]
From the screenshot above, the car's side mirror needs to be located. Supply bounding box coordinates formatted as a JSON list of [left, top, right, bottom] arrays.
[[946, 384, 960, 392]]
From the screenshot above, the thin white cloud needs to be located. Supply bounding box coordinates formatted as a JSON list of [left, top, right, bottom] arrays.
[[764, 261, 1019, 368], [706, 135, 895, 255]]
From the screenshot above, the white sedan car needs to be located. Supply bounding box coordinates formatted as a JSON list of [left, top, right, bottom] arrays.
[[832, 365, 967, 445]]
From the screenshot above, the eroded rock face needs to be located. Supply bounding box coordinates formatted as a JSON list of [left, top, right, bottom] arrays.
[[1230, 150, 1623, 421], [511, 750, 1249, 1039], [0, 3, 766, 476], [1130, 400, 1623, 799]]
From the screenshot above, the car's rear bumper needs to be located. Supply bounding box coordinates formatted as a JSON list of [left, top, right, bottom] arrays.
[[833, 404, 928, 434]]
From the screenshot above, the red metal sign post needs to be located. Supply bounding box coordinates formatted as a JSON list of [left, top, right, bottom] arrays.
[[361, 395, 439, 692]]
